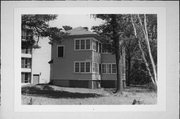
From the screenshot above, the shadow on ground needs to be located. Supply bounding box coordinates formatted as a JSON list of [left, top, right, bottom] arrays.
[[22, 85, 103, 99]]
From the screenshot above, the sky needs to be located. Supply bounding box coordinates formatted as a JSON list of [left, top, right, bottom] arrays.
[[49, 14, 105, 31]]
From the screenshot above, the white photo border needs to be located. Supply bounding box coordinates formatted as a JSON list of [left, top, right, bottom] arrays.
[[14, 7, 166, 112]]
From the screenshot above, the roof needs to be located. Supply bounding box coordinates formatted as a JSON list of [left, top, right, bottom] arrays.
[[67, 27, 97, 36]]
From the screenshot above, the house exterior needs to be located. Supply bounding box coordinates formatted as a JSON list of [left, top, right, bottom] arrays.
[[49, 27, 126, 88], [21, 31, 51, 85]]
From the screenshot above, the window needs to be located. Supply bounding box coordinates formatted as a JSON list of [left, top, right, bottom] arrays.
[[22, 30, 26, 39], [58, 46, 64, 58], [75, 39, 91, 50], [80, 62, 85, 72], [92, 41, 96, 51], [86, 39, 90, 49], [102, 64, 106, 73], [99, 64, 101, 74], [81, 40, 85, 49], [21, 58, 31, 68], [112, 64, 117, 73], [95, 63, 99, 73], [92, 62, 99, 73], [102, 63, 116, 74], [22, 48, 32, 54], [99, 43, 102, 53], [86, 62, 90, 72], [21, 73, 31, 83], [75, 62, 80, 72], [96, 41, 99, 52], [74, 61, 91, 73], [107, 64, 111, 73], [92, 63, 96, 72], [75, 40, 80, 50]]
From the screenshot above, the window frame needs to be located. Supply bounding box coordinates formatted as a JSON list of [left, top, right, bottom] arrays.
[[57, 45, 65, 58], [75, 39, 80, 50], [21, 72, 31, 83], [21, 58, 31, 68], [74, 61, 91, 73], [75, 62, 80, 73], [80, 40, 85, 50], [74, 38, 92, 51], [86, 39, 91, 50], [101, 63, 116, 74], [111, 63, 117, 74]]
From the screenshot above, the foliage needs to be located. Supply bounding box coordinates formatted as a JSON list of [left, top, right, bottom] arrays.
[[92, 14, 128, 93], [131, 14, 157, 88], [22, 15, 68, 49], [92, 14, 157, 89], [62, 25, 73, 31]]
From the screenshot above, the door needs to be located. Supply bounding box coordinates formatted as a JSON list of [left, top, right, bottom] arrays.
[[33, 74, 39, 85]]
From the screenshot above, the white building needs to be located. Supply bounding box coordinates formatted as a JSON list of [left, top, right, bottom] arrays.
[[21, 32, 51, 85]]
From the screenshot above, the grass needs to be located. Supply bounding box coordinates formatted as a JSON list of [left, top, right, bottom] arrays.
[[22, 84, 157, 105]]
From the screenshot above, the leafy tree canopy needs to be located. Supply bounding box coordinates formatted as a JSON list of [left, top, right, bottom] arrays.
[[22, 15, 69, 49]]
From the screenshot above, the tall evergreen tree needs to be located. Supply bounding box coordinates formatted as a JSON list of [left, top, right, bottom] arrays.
[[92, 14, 128, 93]]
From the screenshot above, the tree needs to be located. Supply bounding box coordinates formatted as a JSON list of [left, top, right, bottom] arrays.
[[131, 14, 157, 89], [22, 15, 67, 49], [62, 25, 72, 31], [92, 14, 129, 93], [93, 14, 157, 92]]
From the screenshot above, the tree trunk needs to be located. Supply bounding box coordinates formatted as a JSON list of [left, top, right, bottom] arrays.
[[114, 53, 123, 93], [111, 15, 123, 94], [122, 46, 126, 88], [143, 14, 157, 83], [137, 14, 157, 85], [126, 55, 131, 86]]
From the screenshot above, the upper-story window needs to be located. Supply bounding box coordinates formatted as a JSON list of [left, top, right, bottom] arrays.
[[22, 30, 33, 40], [92, 40, 101, 53], [81, 40, 85, 49], [75, 40, 80, 50], [75, 39, 91, 50], [86, 39, 90, 49], [57, 46, 64, 58], [21, 58, 31, 68], [22, 48, 32, 54]]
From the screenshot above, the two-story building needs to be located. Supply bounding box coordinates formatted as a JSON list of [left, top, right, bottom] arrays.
[[49, 27, 125, 89]]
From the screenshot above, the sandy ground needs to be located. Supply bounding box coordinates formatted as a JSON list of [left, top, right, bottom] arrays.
[[22, 84, 157, 105]]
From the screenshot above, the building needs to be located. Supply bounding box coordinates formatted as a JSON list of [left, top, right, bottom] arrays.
[[49, 27, 126, 89], [21, 31, 51, 85]]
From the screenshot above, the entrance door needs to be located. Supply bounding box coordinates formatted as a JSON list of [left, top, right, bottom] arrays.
[[33, 74, 39, 85]]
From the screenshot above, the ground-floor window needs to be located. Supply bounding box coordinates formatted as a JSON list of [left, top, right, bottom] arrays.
[[92, 62, 99, 73], [21, 72, 31, 83], [101, 63, 116, 74], [74, 61, 91, 73]]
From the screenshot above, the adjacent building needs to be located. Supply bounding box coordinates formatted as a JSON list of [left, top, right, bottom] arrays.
[[21, 31, 51, 85]]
